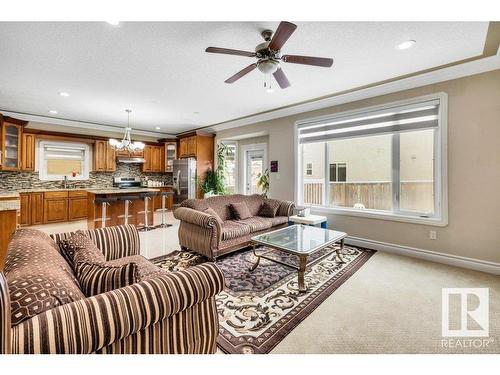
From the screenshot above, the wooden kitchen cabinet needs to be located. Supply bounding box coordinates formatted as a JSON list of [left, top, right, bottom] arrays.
[[30, 192, 44, 225], [19, 193, 31, 226], [142, 144, 164, 173], [178, 136, 198, 158], [142, 145, 152, 172], [68, 197, 88, 221], [94, 140, 116, 172], [21, 133, 36, 171], [164, 142, 176, 172], [44, 198, 68, 223], [0, 120, 23, 171]]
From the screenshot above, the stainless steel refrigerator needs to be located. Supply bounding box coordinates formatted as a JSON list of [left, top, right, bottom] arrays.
[[172, 158, 197, 206]]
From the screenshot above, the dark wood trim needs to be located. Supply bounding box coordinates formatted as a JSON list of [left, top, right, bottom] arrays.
[[0, 114, 28, 126]]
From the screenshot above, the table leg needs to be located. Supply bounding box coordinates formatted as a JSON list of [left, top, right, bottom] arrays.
[[249, 244, 261, 271], [336, 238, 346, 263], [298, 255, 307, 292]]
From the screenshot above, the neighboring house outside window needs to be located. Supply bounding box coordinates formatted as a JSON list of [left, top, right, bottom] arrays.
[[306, 163, 313, 175]]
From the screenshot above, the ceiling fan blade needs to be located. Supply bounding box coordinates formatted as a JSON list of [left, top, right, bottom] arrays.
[[268, 21, 297, 51], [206, 47, 256, 57], [282, 54, 334, 67], [225, 63, 257, 84], [273, 67, 291, 89]]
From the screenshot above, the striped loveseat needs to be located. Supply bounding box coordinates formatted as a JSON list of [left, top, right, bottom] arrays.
[[0, 225, 224, 354]]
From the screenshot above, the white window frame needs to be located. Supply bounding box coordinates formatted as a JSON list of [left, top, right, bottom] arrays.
[[38, 140, 90, 181], [294, 92, 448, 227], [218, 140, 238, 194]]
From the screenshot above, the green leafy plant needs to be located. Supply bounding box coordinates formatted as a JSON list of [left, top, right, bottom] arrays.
[[257, 168, 270, 198], [199, 142, 234, 196]]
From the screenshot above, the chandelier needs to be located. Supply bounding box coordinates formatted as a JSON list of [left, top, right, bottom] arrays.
[[109, 109, 145, 152]]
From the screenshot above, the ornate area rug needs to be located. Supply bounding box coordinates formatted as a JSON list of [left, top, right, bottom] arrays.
[[152, 244, 375, 354]]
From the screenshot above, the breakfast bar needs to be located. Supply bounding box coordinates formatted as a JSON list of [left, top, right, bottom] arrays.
[[86, 188, 160, 230]]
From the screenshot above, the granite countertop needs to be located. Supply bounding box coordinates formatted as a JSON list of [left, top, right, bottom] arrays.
[[0, 198, 20, 211], [86, 188, 161, 194], [0, 191, 20, 199]]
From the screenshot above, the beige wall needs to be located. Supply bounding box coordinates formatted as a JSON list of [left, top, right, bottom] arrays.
[[215, 69, 500, 264]]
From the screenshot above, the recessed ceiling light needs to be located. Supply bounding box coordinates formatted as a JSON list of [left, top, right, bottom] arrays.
[[59, 92, 70, 97], [396, 40, 416, 50], [155, 127, 161, 130], [106, 21, 120, 26], [48, 110, 58, 114]]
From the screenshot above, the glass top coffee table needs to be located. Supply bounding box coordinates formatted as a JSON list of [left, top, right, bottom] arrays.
[[250, 224, 348, 293]]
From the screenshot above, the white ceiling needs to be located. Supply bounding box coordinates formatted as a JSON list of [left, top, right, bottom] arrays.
[[0, 22, 490, 135]]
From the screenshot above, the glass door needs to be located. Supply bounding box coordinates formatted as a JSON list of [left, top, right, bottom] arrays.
[[245, 150, 265, 195]]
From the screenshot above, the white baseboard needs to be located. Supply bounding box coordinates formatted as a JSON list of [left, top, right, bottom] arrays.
[[345, 236, 500, 275]]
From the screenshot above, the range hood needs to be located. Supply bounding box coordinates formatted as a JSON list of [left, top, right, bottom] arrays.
[[116, 157, 145, 164]]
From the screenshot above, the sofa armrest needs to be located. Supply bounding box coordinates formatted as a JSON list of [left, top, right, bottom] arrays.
[[174, 207, 218, 228], [277, 200, 295, 217], [11, 263, 224, 354]]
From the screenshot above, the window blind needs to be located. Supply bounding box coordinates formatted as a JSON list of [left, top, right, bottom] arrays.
[[299, 99, 440, 144]]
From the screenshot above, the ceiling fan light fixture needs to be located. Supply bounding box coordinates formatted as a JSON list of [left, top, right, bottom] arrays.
[[257, 59, 279, 74]]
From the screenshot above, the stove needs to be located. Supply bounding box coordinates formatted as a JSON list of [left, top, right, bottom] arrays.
[[113, 177, 143, 189]]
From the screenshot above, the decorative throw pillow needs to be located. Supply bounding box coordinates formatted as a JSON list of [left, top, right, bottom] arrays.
[[230, 202, 252, 220], [75, 262, 138, 297], [258, 199, 281, 217], [60, 232, 106, 269], [204, 207, 224, 225]]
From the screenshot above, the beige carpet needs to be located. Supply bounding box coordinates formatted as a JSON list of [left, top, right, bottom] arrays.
[[271, 251, 499, 353]]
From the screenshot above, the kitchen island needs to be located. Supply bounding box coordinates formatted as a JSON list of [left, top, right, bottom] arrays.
[[87, 188, 162, 230]]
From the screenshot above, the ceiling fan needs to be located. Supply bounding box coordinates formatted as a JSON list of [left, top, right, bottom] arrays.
[[205, 21, 334, 89]]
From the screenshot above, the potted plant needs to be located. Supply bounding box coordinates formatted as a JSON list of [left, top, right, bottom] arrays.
[[257, 168, 270, 198], [199, 142, 234, 198]]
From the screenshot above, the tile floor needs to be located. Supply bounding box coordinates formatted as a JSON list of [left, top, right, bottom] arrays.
[[32, 211, 181, 260]]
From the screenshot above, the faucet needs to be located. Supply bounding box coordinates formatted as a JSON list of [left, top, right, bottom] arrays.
[[63, 176, 68, 189]]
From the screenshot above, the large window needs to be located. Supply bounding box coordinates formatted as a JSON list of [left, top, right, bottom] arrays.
[[297, 94, 447, 225], [39, 141, 90, 181]]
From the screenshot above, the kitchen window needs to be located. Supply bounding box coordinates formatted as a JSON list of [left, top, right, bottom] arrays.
[[296, 93, 448, 226], [39, 141, 90, 181]]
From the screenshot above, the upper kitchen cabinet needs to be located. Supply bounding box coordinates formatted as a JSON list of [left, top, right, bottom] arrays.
[[142, 144, 164, 173], [21, 133, 36, 171], [164, 142, 177, 172], [94, 140, 116, 172], [0, 115, 28, 171]]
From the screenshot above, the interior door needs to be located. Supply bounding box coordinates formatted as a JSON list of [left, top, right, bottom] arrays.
[[245, 150, 265, 195]]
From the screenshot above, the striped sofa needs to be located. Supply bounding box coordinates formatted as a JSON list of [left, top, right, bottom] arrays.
[[0, 225, 224, 354], [175, 194, 295, 260]]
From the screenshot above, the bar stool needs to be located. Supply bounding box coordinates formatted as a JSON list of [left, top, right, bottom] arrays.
[[138, 192, 157, 231], [94, 196, 117, 228], [117, 195, 140, 225], [157, 191, 174, 228]]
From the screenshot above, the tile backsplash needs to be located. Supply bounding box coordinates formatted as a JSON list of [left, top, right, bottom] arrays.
[[0, 163, 172, 191]]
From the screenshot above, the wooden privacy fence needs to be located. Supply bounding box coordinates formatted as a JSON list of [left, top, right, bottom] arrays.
[[303, 181, 433, 212]]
